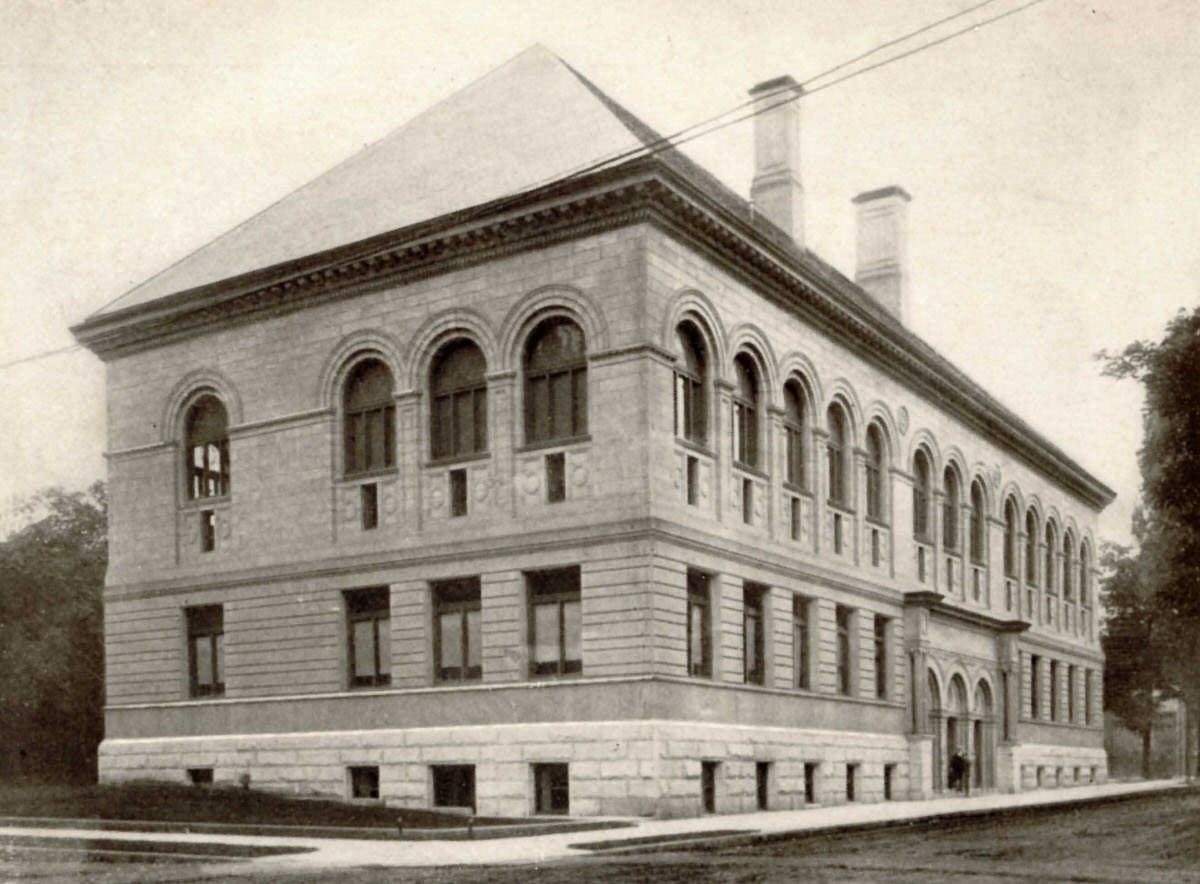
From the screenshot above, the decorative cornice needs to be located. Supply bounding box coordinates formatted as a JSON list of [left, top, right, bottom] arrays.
[[72, 158, 1114, 508], [904, 590, 1030, 634]]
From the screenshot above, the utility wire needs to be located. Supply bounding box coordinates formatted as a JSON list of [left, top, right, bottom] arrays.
[[0, 343, 82, 371], [36, 0, 1049, 373]]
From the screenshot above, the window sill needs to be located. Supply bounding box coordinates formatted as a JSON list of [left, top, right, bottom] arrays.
[[340, 468, 398, 484], [180, 496, 230, 511], [826, 501, 855, 515], [675, 437, 713, 458], [517, 435, 591, 454], [733, 462, 769, 480], [865, 516, 890, 529], [783, 482, 811, 497], [426, 452, 491, 469]]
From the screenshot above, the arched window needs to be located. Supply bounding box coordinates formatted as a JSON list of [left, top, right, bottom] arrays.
[[1004, 498, 1019, 578], [674, 323, 707, 445], [1025, 510, 1039, 585], [827, 403, 849, 506], [524, 317, 587, 444], [1044, 521, 1058, 593], [783, 380, 806, 489], [430, 339, 487, 460], [865, 423, 885, 521], [1080, 542, 1091, 605], [943, 467, 961, 551], [912, 448, 932, 539], [343, 359, 395, 476], [185, 395, 229, 499], [969, 479, 986, 564], [1063, 533, 1075, 600], [731, 354, 759, 468]]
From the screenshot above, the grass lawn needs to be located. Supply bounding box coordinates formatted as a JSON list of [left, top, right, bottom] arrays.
[[0, 781, 515, 830]]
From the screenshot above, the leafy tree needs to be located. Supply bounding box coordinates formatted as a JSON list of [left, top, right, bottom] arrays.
[[1102, 305, 1200, 778], [0, 482, 106, 782], [1099, 536, 1163, 778]]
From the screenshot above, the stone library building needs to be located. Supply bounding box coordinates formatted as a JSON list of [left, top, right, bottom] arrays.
[[72, 47, 1111, 818]]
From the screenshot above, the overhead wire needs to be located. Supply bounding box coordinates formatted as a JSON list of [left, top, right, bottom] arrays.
[[10, 0, 1051, 373]]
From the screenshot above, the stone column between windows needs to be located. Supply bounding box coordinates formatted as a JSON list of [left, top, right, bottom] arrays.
[[484, 370, 517, 518], [1016, 528, 1028, 620], [767, 585, 792, 690], [766, 405, 785, 542], [930, 487, 944, 591], [480, 570, 525, 683], [713, 378, 734, 527], [810, 427, 829, 556], [985, 514, 1005, 610], [390, 579, 429, 687], [709, 572, 727, 682], [815, 598, 838, 693], [718, 572, 744, 685], [851, 447, 867, 566], [891, 466, 914, 582], [854, 608, 873, 698], [393, 390, 422, 530], [997, 634, 1020, 743]]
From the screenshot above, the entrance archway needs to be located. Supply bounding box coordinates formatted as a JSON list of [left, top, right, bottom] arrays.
[[974, 680, 995, 789], [927, 671, 943, 792], [947, 675, 968, 790]]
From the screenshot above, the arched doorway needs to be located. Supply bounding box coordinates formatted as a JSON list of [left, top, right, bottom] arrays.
[[927, 671, 943, 792], [947, 675, 968, 790], [974, 681, 995, 790]]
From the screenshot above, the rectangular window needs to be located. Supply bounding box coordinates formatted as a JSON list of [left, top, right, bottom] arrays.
[[785, 424, 804, 488], [1067, 664, 1076, 723], [187, 768, 214, 786], [200, 510, 216, 553], [874, 615, 889, 700], [686, 455, 699, 506], [432, 765, 476, 811], [794, 595, 810, 690], [546, 452, 566, 503], [186, 605, 224, 698], [346, 588, 390, 688], [533, 763, 569, 814], [833, 512, 843, 555], [846, 763, 857, 802], [360, 482, 378, 530], [884, 763, 896, 800], [756, 762, 770, 811], [701, 761, 718, 814], [871, 527, 881, 567], [804, 762, 817, 804], [1049, 660, 1059, 722], [1030, 654, 1041, 718], [675, 372, 705, 444], [742, 478, 753, 525], [790, 496, 802, 541], [686, 570, 712, 678], [1085, 669, 1093, 725], [836, 605, 853, 696], [528, 567, 581, 677], [449, 469, 467, 517], [433, 577, 482, 682], [743, 583, 766, 685], [349, 765, 379, 799]]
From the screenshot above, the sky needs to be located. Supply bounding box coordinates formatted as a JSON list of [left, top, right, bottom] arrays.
[[1, 0, 1197, 544]]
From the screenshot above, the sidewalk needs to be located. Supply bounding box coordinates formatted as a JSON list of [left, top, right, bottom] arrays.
[[0, 778, 1186, 869]]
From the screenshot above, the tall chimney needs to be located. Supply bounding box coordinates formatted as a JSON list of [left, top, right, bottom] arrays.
[[749, 75, 804, 247], [852, 186, 912, 323]]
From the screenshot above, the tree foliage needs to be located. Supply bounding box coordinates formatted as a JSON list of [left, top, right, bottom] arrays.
[[0, 482, 106, 782], [1101, 304, 1200, 777]]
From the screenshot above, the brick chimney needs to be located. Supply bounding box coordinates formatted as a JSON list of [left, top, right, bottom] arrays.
[[852, 186, 912, 323], [749, 75, 805, 247]]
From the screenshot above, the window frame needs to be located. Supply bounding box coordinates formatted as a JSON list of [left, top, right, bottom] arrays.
[[1025, 511, 1040, 586], [184, 395, 230, 501], [969, 479, 986, 565], [674, 323, 708, 446], [783, 380, 806, 490], [342, 358, 396, 478], [432, 577, 482, 683], [527, 567, 582, 678], [793, 595, 811, 690], [429, 339, 488, 462], [345, 587, 391, 689], [873, 615, 889, 700], [686, 570, 712, 678], [523, 318, 588, 446], [836, 605, 853, 696], [943, 466, 961, 552], [742, 583, 766, 686], [186, 604, 224, 698], [731, 354, 760, 469], [865, 423, 886, 522], [827, 404, 849, 508], [1003, 499, 1019, 578], [912, 449, 932, 541]]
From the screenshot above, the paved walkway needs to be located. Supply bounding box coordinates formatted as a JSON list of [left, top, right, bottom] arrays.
[[0, 779, 1185, 870]]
